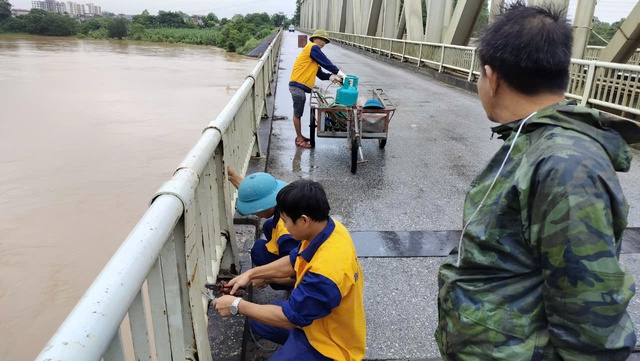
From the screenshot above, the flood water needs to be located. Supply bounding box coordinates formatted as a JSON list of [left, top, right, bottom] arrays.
[[0, 35, 256, 360]]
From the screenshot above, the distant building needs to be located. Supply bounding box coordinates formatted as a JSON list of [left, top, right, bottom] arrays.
[[66, 2, 84, 16], [31, 0, 56, 12], [191, 15, 204, 27], [11, 8, 31, 16], [55, 2, 66, 13], [84, 3, 101, 16], [31, 0, 102, 16]]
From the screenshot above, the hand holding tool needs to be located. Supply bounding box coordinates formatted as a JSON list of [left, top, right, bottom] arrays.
[[205, 282, 246, 297]]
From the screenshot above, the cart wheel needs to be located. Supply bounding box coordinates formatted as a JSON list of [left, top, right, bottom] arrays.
[[379, 139, 387, 149], [350, 138, 358, 174], [309, 112, 316, 148]]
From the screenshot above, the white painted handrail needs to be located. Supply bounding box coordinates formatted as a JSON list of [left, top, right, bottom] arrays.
[[35, 30, 283, 361]]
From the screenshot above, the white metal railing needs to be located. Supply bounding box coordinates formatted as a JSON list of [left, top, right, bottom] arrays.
[[34, 30, 283, 361], [318, 30, 640, 116], [585, 46, 640, 66], [567, 60, 640, 115]]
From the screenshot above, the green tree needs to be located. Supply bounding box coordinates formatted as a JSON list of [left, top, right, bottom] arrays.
[[157, 11, 186, 28], [246, 12, 271, 27], [1, 16, 25, 32], [472, 0, 489, 38], [129, 22, 145, 38], [219, 22, 251, 52], [22, 9, 77, 36], [205, 12, 219, 25], [107, 17, 128, 39], [132, 13, 157, 28], [255, 25, 274, 39], [271, 12, 287, 27], [588, 17, 625, 46], [0, 0, 11, 22], [610, 19, 625, 31], [79, 17, 106, 35], [590, 17, 610, 46], [292, 0, 300, 26]]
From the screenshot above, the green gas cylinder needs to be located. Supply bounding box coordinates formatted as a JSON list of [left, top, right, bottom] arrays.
[[336, 75, 359, 107]]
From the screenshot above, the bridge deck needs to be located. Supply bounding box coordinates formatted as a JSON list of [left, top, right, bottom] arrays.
[[237, 31, 640, 360]]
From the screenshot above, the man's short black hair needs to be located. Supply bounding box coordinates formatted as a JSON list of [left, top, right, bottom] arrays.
[[477, 0, 572, 95], [276, 180, 330, 223]]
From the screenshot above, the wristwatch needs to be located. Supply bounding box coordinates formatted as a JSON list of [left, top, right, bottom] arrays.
[[230, 297, 242, 316]]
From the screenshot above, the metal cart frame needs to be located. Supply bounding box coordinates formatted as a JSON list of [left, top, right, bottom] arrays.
[[309, 88, 395, 173]]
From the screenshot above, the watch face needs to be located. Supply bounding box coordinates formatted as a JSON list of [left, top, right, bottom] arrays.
[[230, 297, 241, 315]]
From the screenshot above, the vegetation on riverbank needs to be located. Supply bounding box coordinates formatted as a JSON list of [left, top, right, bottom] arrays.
[[0, 0, 299, 54]]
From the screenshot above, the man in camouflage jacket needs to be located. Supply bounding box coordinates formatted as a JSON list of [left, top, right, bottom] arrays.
[[436, 2, 639, 360]]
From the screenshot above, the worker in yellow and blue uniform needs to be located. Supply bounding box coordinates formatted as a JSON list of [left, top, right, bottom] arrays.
[[214, 180, 366, 360], [227, 166, 298, 289], [290, 29, 346, 148]]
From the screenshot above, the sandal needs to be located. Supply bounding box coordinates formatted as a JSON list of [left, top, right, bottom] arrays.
[[295, 138, 312, 148]]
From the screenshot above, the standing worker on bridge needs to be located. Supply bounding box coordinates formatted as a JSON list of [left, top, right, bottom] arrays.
[[436, 1, 638, 360], [290, 29, 346, 148], [214, 180, 366, 360]]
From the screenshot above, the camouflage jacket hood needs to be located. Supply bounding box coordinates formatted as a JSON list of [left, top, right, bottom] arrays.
[[436, 101, 638, 360], [491, 100, 640, 172]]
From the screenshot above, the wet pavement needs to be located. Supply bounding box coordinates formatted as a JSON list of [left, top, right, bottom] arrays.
[[235, 30, 640, 360]]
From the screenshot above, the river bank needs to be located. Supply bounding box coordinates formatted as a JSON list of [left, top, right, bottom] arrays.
[[0, 10, 288, 54]]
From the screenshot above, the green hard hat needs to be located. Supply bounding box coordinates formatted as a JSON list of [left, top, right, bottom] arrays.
[[236, 173, 286, 215], [310, 29, 330, 44]]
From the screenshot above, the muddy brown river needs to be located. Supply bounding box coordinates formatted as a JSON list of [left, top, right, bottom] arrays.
[[0, 35, 256, 360]]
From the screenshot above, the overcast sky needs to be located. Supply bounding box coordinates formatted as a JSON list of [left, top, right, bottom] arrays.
[[9, 0, 298, 18], [8, 0, 637, 24]]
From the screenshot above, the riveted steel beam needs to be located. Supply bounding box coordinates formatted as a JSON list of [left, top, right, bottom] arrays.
[[367, 0, 383, 36], [426, 0, 447, 42], [443, 0, 484, 45], [404, 0, 425, 41]]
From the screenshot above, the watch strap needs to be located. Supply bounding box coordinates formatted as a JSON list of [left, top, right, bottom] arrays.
[[231, 297, 242, 315]]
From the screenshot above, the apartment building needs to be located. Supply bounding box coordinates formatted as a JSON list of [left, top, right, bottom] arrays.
[[11, 8, 31, 16], [31, 1, 102, 16]]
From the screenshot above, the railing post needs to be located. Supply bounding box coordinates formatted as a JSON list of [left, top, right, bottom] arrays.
[[128, 291, 152, 361], [439, 45, 445, 72], [104, 329, 125, 361], [401, 41, 406, 62], [389, 40, 393, 58], [581, 61, 597, 107], [468, 48, 476, 82], [417, 43, 423, 68], [250, 75, 263, 157]]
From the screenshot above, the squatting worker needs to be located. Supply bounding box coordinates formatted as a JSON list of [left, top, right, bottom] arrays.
[[214, 180, 366, 360], [289, 29, 346, 148], [436, 1, 638, 360], [227, 166, 298, 290]]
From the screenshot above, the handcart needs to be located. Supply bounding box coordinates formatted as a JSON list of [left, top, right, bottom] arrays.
[[309, 88, 396, 174]]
